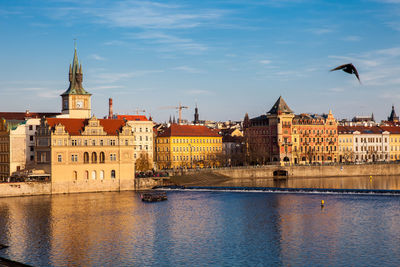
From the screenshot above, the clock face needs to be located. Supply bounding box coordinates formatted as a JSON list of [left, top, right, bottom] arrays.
[[76, 100, 83, 108]]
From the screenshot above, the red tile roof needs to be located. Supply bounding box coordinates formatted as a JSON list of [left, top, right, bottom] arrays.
[[158, 124, 221, 137], [379, 126, 400, 134], [116, 115, 148, 121], [338, 126, 387, 134], [0, 112, 60, 120], [46, 118, 126, 136]]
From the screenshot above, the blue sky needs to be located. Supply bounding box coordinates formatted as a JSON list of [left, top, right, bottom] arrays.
[[1, 0, 400, 122]]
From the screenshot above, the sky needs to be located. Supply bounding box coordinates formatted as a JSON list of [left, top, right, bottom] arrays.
[[1, 0, 400, 123]]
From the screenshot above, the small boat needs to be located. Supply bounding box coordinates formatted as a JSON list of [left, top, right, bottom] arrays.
[[140, 191, 167, 202]]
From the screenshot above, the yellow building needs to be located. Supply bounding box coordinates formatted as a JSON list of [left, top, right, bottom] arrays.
[[380, 126, 400, 161], [338, 126, 354, 162], [156, 124, 223, 169], [35, 116, 135, 193]]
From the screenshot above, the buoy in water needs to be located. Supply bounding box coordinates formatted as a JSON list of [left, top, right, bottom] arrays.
[[321, 200, 324, 207], [369, 175, 373, 181]]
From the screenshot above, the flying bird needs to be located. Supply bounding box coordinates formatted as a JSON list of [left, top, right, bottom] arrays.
[[330, 63, 361, 83]]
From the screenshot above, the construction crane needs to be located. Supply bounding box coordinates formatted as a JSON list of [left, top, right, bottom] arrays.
[[160, 103, 189, 124]]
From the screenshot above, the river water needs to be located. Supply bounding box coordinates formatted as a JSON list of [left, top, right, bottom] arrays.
[[0, 176, 400, 266]]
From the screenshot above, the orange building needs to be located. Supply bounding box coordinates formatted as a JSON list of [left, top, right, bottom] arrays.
[[244, 96, 338, 165]]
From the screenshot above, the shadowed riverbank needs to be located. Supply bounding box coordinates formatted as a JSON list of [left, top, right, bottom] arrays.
[[170, 172, 400, 190]]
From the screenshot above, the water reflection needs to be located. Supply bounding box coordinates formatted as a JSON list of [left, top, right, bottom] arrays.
[[0, 191, 399, 266], [221, 175, 400, 190]]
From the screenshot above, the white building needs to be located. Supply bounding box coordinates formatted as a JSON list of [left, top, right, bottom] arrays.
[[116, 115, 155, 169], [352, 126, 390, 162]]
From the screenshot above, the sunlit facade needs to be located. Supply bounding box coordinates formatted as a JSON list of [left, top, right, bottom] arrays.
[[156, 124, 223, 169]]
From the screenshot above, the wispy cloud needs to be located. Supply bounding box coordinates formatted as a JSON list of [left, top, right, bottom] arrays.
[[173, 66, 203, 73], [132, 32, 207, 53], [47, 1, 225, 30], [94, 70, 163, 83], [343, 35, 361, 42], [103, 40, 126, 46], [307, 27, 333, 35], [91, 85, 124, 91], [259, 59, 272, 65], [89, 54, 106, 61]]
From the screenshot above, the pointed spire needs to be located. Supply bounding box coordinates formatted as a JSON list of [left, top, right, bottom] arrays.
[[371, 112, 375, 122], [267, 96, 293, 115], [388, 105, 399, 122], [61, 45, 91, 96], [243, 113, 250, 129]]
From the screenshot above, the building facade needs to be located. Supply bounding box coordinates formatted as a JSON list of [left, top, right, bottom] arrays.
[[244, 96, 339, 165], [35, 117, 135, 193], [116, 115, 155, 170], [156, 124, 223, 169]]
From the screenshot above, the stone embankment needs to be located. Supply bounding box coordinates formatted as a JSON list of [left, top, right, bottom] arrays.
[[0, 177, 166, 198], [169, 163, 400, 186]]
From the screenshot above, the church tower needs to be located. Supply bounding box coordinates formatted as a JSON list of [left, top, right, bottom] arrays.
[[194, 103, 199, 124], [60, 47, 92, 118]]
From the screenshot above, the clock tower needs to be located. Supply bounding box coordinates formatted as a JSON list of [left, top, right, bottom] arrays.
[[61, 47, 92, 118]]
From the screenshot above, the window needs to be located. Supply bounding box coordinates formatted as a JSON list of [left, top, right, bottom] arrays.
[[29, 125, 33, 131], [100, 170, 104, 180], [58, 155, 62, 162], [71, 154, 78, 162], [100, 140, 103, 146], [84, 140, 88, 146], [73, 171, 77, 181], [111, 170, 116, 179], [30, 146, 34, 152], [84, 152, 89, 163], [110, 140, 116, 146], [92, 171, 96, 180], [92, 152, 97, 163], [125, 140, 128, 146], [100, 152, 105, 163], [30, 155, 34, 161], [72, 140, 77, 146], [92, 140, 96, 146], [29, 135, 34, 141], [110, 153, 116, 161]]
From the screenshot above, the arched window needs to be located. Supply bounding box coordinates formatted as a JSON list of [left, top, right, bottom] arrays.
[[92, 170, 96, 180], [99, 152, 105, 163], [111, 170, 116, 179], [100, 170, 104, 180], [84, 152, 89, 163], [92, 152, 97, 163], [73, 171, 77, 180], [85, 170, 89, 180]]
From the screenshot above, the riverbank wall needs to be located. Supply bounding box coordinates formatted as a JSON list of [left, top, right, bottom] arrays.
[[0, 177, 163, 198], [0, 182, 51, 197], [170, 163, 400, 180]]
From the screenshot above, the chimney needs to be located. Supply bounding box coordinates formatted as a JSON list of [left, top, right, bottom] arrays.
[[108, 98, 113, 119]]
